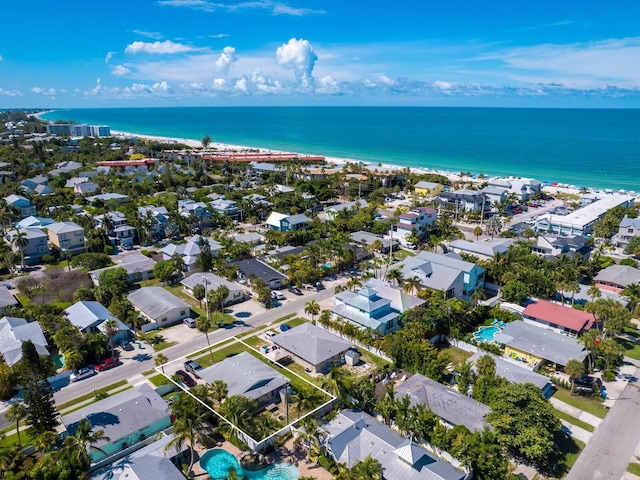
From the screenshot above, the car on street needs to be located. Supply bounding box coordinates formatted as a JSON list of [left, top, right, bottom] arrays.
[[70, 366, 96, 382], [287, 286, 303, 296], [279, 324, 291, 332], [184, 360, 203, 378], [119, 341, 134, 351], [175, 369, 197, 388], [95, 357, 120, 372]]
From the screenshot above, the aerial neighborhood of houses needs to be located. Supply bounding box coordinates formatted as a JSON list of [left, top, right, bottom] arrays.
[[1, 111, 640, 480]]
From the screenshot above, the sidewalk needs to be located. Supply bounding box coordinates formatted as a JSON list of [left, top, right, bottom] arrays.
[[550, 397, 603, 428]]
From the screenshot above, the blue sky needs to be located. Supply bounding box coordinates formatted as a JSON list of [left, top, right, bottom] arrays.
[[2, 0, 640, 107]]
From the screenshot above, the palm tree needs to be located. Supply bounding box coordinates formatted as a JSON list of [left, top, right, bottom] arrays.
[[346, 275, 363, 291], [63, 418, 110, 468], [385, 268, 403, 286], [622, 283, 640, 316], [196, 316, 214, 363], [565, 359, 586, 395], [403, 276, 421, 296], [304, 299, 320, 322], [470, 286, 486, 308], [473, 225, 483, 240], [102, 319, 119, 358], [208, 379, 228, 407], [292, 386, 318, 419], [34, 430, 58, 453], [155, 353, 168, 373], [5, 402, 27, 445], [352, 455, 384, 480], [193, 284, 206, 308], [323, 364, 351, 406], [165, 408, 212, 476], [11, 230, 28, 271]]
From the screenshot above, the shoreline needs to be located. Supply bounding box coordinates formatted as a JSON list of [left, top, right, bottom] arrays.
[[111, 128, 594, 197]]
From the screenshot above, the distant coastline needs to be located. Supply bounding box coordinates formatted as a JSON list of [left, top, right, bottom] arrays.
[[39, 107, 640, 193]]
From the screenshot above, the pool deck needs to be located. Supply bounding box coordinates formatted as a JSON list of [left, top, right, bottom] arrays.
[[191, 437, 332, 479]]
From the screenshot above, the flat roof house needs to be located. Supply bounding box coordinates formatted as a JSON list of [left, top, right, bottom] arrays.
[[61, 384, 171, 464], [522, 299, 595, 337], [595, 265, 640, 294], [198, 351, 289, 408], [127, 287, 191, 328], [180, 272, 246, 306], [271, 323, 352, 374], [395, 373, 491, 432], [413, 180, 443, 197], [494, 320, 588, 370], [47, 221, 86, 254], [0, 316, 49, 365], [322, 410, 468, 480], [232, 258, 288, 290]]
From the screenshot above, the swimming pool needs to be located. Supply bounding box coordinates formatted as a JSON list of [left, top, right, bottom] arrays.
[[473, 326, 501, 343], [200, 449, 299, 480]]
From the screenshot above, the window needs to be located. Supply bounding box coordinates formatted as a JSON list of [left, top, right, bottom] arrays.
[[180, 310, 186, 316]]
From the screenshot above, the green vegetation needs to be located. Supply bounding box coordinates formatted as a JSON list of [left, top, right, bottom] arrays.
[[56, 379, 128, 411], [149, 374, 169, 387], [552, 408, 595, 432], [556, 434, 585, 473], [553, 388, 608, 419], [627, 463, 640, 476]]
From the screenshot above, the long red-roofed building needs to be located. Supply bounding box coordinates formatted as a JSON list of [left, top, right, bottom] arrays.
[[522, 299, 596, 337]]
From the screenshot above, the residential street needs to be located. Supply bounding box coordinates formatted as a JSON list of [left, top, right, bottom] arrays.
[[566, 366, 640, 480]]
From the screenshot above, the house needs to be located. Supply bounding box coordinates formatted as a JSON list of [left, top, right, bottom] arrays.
[[49, 160, 83, 176], [180, 272, 246, 306], [209, 198, 241, 218], [177, 199, 213, 226], [437, 189, 487, 213], [447, 238, 514, 261], [161, 235, 223, 272], [6, 228, 50, 265], [232, 258, 288, 289], [64, 301, 131, 342], [95, 211, 135, 247], [15, 215, 55, 230], [272, 184, 295, 194], [487, 177, 542, 202], [395, 373, 491, 431], [60, 384, 172, 464], [0, 288, 18, 315], [20, 174, 49, 193], [535, 194, 635, 236], [138, 205, 175, 240], [614, 215, 640, 249], [47, 221, 86, 254], [243, 193, 273, 208], [86, 193, 130, 205], [413, 180, 443, 197], [0, 316, 49, 365], [321, 410, 468, 480], [91, 454, 185, 480], [595, 265, 640, 293], [350, 231, 397, 254], [4, 194, 36, 218], [331, 286, 401, 334], [493, 320, 588, 370], [467, 352, 554, 398], [392, 206, 437, 247], [522, 299, 596, 337], [127, 287, 191, 328], [198, 351, 289, 408], [271, 323, 352, 373], [481, 186, 509, 206], [74, 182, 99, 195], [531, 235, 591, 261], [397, 251, 485, 301], [265, 212, 310, 232], [89, 253, 156, 285], [323, 200, 369, 221]]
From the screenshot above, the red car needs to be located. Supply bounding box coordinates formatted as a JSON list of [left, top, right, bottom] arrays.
[[95, 357, 120, 372], [175, 370, 197, 388]]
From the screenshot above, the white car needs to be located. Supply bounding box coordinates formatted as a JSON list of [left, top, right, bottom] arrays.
[[70, 367, 96, 382]]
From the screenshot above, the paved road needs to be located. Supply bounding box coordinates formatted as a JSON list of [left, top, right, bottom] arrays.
[[566, 366, 640, 480]]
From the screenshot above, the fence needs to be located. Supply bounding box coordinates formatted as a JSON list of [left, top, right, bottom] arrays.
[[315, 323, 394, 364]]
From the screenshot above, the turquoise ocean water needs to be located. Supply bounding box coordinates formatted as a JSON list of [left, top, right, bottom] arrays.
[[41, 107, 640, 191]]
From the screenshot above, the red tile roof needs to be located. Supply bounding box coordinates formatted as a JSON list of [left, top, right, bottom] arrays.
[[523, 299, 595, 332]]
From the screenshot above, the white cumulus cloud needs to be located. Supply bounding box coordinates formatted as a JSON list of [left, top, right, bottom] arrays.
[[31, 87, 57, 97], [235, 77, 248, 92], [111, 65, 130, 76], [212, 78, 227, 90], [215, 46, 237, 74], [125, 40, 195, 55], [105, 51, 114, 63], [0, 87, 21, 97], [275, 38, 317, 87]]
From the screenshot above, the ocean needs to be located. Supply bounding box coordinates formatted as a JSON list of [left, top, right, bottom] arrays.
[[41, 107, 640, 191]]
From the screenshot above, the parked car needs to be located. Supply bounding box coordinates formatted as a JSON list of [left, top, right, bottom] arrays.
[[183, 318, 196, 328], [70, 366, 96, 382], [279, 324, 291, 332], [287, 286, 303, 296], [184, 360, 203, 378], [119, 341, 134, 351], [271, 291, 285, 300], [265, 330, 277, 339], [95, 357, 120, 372], [175, 370, 197, 388]]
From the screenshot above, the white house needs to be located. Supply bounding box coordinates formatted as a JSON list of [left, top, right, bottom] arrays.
[[127, 287, 191, 328], [180, 272, 246, 306], [392, 206, 437, 247]]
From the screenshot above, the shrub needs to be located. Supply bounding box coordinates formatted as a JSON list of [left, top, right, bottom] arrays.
[[94, 391, 109, 401], [70, 252, 113, 271], [41, 254, 56, 264], [603, 370, 616, 382]]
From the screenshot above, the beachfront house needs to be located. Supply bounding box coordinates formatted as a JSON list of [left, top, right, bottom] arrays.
[[487, 177, 542, 202], [198, 351, 289, 409], [5, 228, 49, 265], [265, 211, 310, 232], [522, 299, 596, 337], [614, 215, 640, 249], [437, 189, 488, 214], [396, 251, 485, 301], [0, 316, 49, 366], [127, 287, 191, 328], [271, 323, 352, 374], [321, 410, 469, 480], [4, 194, 36, 218], [493, 320, 588, 371], [47, 221, 86, 255], [595, 265, 640, 294]]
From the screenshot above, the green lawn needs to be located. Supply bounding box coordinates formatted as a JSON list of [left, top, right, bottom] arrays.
[[149, 373, 169, 387], [615, 328, 640, 361], [442, 345, 473, 366], [0, 428, 32, 448], [627, 463, 640, 476], [278, 317, 306, 328], [553, 387, 608, 419], [359, 350, 393, 371], [556, 433, 585, 476], [56, 379, 128, 411], [393, 249, 415, 261], [186, 337, 236, 359], [553, 408, 595, 432]]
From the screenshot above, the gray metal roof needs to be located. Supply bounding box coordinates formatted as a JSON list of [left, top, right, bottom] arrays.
[[62, 384, 170, 449], [595, 265, 640, 288], [335, 288, 390, 313], [91, 454, 185, 480], [47, 221, 83, 234], [0, 316, 49, 365], [364, 279, 426, 312], [493, 320, 587, 366], [198, 351, 288, 402], [414, 181, 441, 190], [127, 287, 190, 320], [180, 272, 241, 293], [395, 374, 490, 432], [322, 410, 466, 480], [0, 287, 18, 309], [415, 251, 477, 274], [282, 213, 310, 225], [232, 258, 288, 283], [448, 238, 514, 258], [399, 257, 461, 293], [65, 301, 119, 331], [467, 352, 551, 391], [620, 215, 640, 230], [271, 323, 352, 366]]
